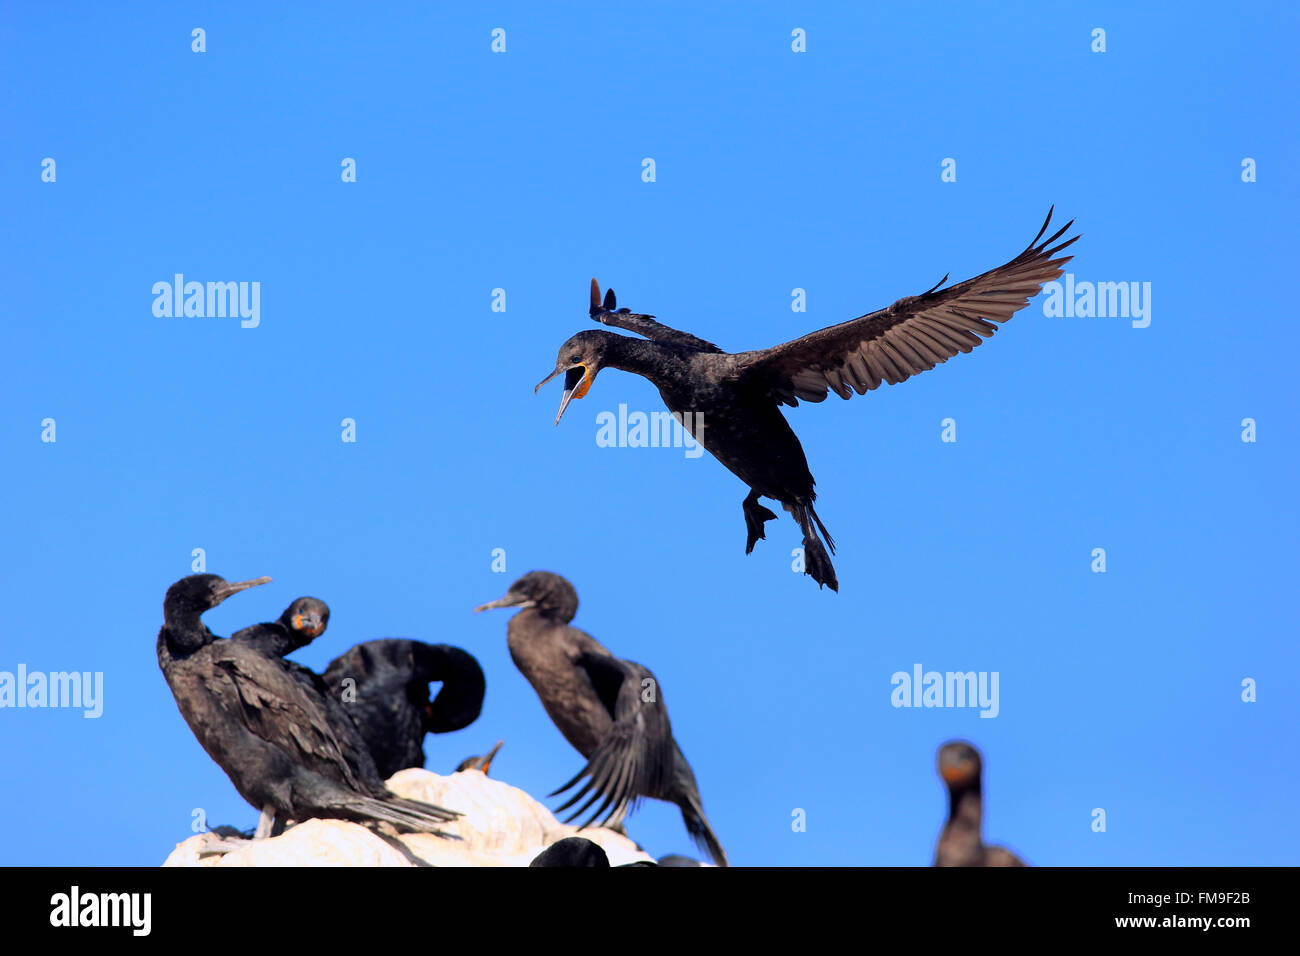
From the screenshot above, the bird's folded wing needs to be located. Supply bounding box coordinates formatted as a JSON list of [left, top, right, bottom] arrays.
[[740, 209, 1079, 406], [550, 654, 675, 828], [210, 649, 363, 791]]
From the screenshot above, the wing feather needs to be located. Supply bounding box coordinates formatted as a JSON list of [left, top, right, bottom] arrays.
[[742, 209, 1078, 406]]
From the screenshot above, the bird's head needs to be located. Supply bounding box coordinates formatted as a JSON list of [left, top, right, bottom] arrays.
[[473, 570, 579, 623], [535, 330, 615, 426], [937, 740, 983, 787], [454, 740, 504, 775], [163, 574, 272, 619], [283, 596, 330, 644]]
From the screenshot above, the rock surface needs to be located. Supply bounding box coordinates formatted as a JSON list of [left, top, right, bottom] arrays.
[[162, 768, 657, 867]]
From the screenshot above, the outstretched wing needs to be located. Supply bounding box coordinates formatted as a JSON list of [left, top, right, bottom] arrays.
[[549, 653, 675, 828], [589, 278, 725, 353], [741, 209, 1079, 406]]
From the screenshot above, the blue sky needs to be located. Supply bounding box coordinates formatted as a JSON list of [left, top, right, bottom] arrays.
[[2, 2, 1296, 866]]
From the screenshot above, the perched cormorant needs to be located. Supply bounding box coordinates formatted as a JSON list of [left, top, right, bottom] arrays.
[[322, 639, 486, 779], [226, 596, 416, 810], [475, 571, 728, 866], [157, 575, 458, 837], [536, 210, 1079, 590], [455, 740, 504, 774], [934, 740, 1027, 867]]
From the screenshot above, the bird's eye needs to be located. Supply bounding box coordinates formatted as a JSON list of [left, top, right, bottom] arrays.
[[569, 356, 580, 364]]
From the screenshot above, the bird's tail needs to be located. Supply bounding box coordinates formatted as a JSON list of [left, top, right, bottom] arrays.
[[329, 793, 460, 835], [677, 791, 729, 867], [807, 501, 835, 554], [793, 501, 838, 591]]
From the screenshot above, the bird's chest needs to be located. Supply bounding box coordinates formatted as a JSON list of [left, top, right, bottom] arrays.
[[657, 383, 812, 495], [507, 634, 610, 757]]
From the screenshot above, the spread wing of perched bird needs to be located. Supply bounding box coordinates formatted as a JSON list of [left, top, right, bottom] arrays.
[[475, 571, 729, 865], [549, 652, 675, 828]]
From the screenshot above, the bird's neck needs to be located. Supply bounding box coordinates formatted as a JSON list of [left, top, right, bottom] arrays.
[[604, 336, 688, 386], [256, 622, 300, 657], [949, 784, 983, 829], [161, 618, 215, 659]]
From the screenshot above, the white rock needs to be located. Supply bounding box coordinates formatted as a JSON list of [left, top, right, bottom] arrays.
[[162, 768, 657, 867]]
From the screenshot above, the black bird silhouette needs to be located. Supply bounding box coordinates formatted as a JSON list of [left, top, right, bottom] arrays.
[[322, 639, 486, 779], [455, 739, 504, 774], [475, 571, 728, 866], [529, 837, 659, 867], [157, 575, 458, 838], [933, 740, 1027, 867], [529, 836, 611, 868], [536, 210, 1078, 590]]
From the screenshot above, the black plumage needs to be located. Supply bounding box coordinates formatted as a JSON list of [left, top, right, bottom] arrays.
[[475, 571, 728, 866], [529, 836, 611, 868], [529, 837, 657, 867], [230, 596, 329, 658], [536, 210, 1078, 591], [227, 596, 404, 805], [157, 575, 457, 837], [322, 639, 486, 778]]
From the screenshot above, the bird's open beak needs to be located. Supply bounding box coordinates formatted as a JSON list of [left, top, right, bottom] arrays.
[[535, 365, 592, 426], [480, 739, 504, 774], [292, 612, 326, 637], [473, 593, 537, 613], [213, 576, 272, 602]]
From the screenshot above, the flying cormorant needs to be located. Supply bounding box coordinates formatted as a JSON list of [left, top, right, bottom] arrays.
[[322, 639, 486, 779], [157, 575, 458, 837], [475, 571, 728, 866], [455, 740, 504, 774], [536, 210, 1078, 590], [934, 740, 1027, 867]]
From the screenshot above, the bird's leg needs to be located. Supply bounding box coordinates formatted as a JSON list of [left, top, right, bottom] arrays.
[[254, 805, 277, 840], [742, 489, 778, 554], [793, 502, 839, 591]]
